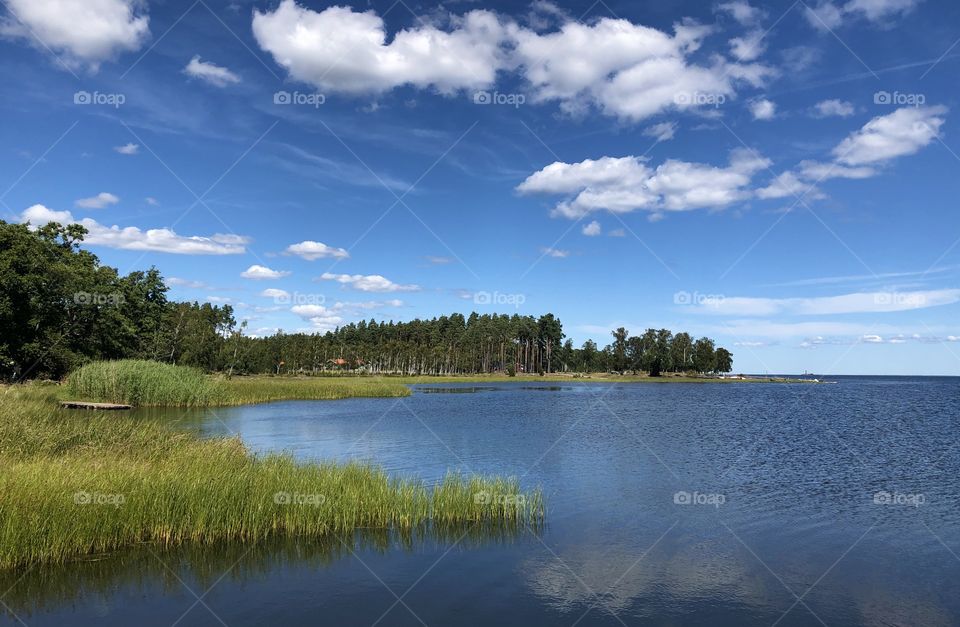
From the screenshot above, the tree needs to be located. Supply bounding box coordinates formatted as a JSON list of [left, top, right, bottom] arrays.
[[714, 347, 733, 373], [692, 338, 716, 374], [611, 327, 628, 372]]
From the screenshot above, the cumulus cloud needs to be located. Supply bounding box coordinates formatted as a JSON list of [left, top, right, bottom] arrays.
[[290, 299, 403, 332], [717, 1, 765, 25], [75, 192, 119, 209], [285, 240, 349, 260], [252, 2, 774, 122], [812, 99, 855, 117], [832, 105, 946, 166], [642, 121, 677, 142], [519, 148, 769, 219], [541, 247, 570, 258], [241, 265, 291, 280], [513, 17, 773, 121], [755, 171, 811, 200], [749, 98, 775, 120], [582, 220, 602, 236], [260, 288, 290, 299], [183, 55, 240, 87], [729, 30, 766, 61], [1, 0, 149, 69], [253, 1, 511, 95], [20, 204, 248, 255], [317, 272, 420, 292], [755, 105, 945, 198], [114, 143, 139, 155]]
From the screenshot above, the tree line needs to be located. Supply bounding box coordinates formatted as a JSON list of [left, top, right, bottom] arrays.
[[0, 221, 733, 380]]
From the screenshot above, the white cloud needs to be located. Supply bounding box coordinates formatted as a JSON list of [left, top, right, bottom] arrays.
[[1, 0, 149, 69], [114, 143, 139, 155], [642, 121, 677, 142], [513, 17, 773, 121], [812, 99, 855, 117], [832, 105, 946, 166], [541, 247, 569, 258], [290, 298, 403, 332], [20, 204, 248, 255], [285, 240, 349, 260], [690, 289, 960, 316], [168, 277, 207, 289], [253, 1, 511, 95], [183, 55, 241, 87], [796, 160, 875, 181], [260, 288, 290, 299], [844, 0, 920, 22], [145, 196, 159, 206], [755, 106, 945, 197], [729, 30, 766, 61], [425, 255, 453, 264], [755, 171, 810, 199], [804, 0, 920, 30], [749, 98, 775, 120], [253, 3, 773, 122], [582, 220, 602, 236], [241, 265, 291, 280], [318, 272, 420, 292], [717, 1, 765, 25], [75, 192, 119, 209], [519, 148, 769, 219]]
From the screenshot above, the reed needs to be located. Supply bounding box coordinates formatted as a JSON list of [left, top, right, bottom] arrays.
[[64, 360, 411, 407], [0, 387, 542, 569]]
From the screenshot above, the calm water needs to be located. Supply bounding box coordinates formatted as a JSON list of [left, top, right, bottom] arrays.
[[4, 378, 960, 626]]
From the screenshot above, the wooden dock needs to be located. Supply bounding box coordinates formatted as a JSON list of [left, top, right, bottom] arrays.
[[60, 401, 132, 410]]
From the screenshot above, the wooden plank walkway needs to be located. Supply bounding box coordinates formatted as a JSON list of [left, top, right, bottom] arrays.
[[59, 401, 132, 410]]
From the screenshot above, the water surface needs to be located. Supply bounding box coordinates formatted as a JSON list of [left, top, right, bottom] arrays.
[[4, 377, 960, 626]]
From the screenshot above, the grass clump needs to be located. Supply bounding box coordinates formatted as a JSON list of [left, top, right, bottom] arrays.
[[0, 387, 543, 569], [66, 360, 223, 406], [63, 360, 412, 407]]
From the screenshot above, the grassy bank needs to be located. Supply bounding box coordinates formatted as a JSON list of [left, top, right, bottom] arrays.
[[0, 388, 543, 570]]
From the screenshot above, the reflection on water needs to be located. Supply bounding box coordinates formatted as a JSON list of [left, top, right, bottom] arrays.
[[4, 378, 960, 626], [415, 386, 500, 394], [0, 522, 538, 619]]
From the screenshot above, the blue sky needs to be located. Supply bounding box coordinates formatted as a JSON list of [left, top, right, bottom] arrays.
[[2, 0, 960, 375]]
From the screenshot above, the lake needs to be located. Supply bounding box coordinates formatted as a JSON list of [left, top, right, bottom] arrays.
[[4, 377, 960, 626]]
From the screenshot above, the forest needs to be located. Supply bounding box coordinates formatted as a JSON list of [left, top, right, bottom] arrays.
[[0, 220, 733, 380]]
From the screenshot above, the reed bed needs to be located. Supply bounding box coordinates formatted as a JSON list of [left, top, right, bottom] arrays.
[[0, 388, 543, 570], [65, 360, 411, 407]]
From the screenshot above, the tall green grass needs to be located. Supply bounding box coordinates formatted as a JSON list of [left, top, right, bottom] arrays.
[[66, 360, 224, 406], [0, 387, 543, 569], [68, 362, 566, 409], [64, 360, 411, 407]]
